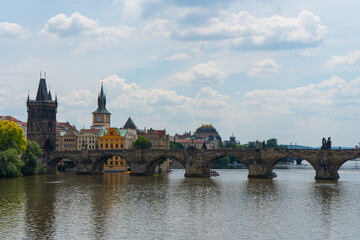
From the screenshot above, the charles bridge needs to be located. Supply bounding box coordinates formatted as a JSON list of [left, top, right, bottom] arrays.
[[45, 148, 360, 180]]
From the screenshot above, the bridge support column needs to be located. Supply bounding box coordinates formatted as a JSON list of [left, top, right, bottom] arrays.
[[184, 152, 208, 177], [247, 163, 276, 179], [130, 150, 150, 176], [315, 162, 340, 180]]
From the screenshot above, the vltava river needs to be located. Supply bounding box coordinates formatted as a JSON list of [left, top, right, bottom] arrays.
[[1, 165, 360, 239]]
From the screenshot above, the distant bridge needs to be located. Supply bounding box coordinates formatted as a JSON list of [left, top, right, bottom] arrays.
[[44, 148, 360, 180]]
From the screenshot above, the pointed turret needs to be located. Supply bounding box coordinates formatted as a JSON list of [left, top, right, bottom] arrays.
[[93, 82, 110, 114], [123, 117, 137, 129]]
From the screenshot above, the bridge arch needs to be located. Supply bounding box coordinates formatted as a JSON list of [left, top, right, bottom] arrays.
[[204, 151, 249, 176], [92, 151, 131, 174], [47, 155, 79, 173], [146, 154, 185, 175]]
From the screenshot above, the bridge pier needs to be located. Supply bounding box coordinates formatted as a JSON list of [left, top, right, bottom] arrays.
[[315, 162, 340, 180], [247, 163, 276, 179]]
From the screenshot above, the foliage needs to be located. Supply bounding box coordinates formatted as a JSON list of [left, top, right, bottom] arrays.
[[131, 135, 149, 149], [224, 141, 239, 149], [0, 120, 27, 154], [22, 141, 43, 176], [38, 164, 47, 174], [0, 148, 24, 177], [239, 138, 287, 149], [170, 141, 185, 149], [217, 140, 224, 149]]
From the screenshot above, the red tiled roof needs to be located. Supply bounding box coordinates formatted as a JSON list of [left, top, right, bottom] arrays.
[[0, 116, 23, 122], [175, 139, 204, 143], [79, 129, 101, 134]]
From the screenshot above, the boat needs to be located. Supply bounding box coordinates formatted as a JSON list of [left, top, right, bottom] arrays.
[[123, 171, 131, 174]]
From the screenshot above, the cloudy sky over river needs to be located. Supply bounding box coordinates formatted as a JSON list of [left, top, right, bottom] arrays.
[[1, 0, 360, 147]]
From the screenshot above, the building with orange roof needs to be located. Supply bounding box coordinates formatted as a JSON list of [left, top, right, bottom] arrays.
[[99, 128, 128, 171]]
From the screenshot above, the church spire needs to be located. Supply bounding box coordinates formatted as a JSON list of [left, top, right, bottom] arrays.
[[93, 81, 110, 114]]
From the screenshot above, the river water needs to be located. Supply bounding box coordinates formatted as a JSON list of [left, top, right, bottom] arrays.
[[1, 164, 360, 240]]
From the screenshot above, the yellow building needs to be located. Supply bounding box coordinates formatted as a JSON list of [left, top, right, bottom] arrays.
[[99, 128, 128, 171]]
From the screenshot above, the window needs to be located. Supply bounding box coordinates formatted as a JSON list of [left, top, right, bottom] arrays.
[[105, 144, 108, 148], [97, 116, 101, 122], [110, 161, 113, 165], [116, 144, 118, 148], [121, 144, 123, 148], [101, 144, 103, 148], [121, 161, 124, 166]]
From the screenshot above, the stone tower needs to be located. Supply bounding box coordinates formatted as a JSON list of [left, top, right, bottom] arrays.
[[91, 82, 111, 129], [27, 73, 58, 153]]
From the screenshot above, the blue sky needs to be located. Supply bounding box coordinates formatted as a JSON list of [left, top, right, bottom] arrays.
[[1, 0, 360, 147]]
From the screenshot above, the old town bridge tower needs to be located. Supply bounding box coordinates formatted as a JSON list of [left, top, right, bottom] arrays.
[[27, 72, 57, 153]]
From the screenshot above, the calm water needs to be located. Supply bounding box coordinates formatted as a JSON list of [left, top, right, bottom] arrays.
[[1, 164, 360, 239]]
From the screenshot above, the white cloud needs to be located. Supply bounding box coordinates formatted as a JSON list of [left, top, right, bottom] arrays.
[[301, 47, 321, 56], [325, 50, 360, 68], [145, 10, 327, 49], [40, 12, 133, 53], [59, 89, 96, 107], [174, 61, 227, 84], [164, 53, 190, 61], [248, 59, 281, 77], [0, 22, 29, 40]]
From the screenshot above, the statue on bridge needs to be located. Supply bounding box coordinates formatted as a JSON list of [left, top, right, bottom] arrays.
[[321, 137, 332, 149]]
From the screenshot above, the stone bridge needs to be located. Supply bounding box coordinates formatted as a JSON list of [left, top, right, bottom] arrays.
[[44, 148, 360, 180]]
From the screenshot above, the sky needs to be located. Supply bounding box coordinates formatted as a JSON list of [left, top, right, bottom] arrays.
[[1, 0, 360, 147]]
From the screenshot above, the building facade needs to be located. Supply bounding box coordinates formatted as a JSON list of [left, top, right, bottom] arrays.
[[122, 117, 138, 149], [91, 82, 111, 129], [142, 128, 170, 172], [77, 129, 100, 150], [99, 128, 128, 171], [27, 74, 57, 153]]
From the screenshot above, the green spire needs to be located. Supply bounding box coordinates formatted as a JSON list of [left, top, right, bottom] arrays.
[[93, 81, 110, 114]]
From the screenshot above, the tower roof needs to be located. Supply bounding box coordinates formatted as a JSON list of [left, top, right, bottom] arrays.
[[36, 78, 52, 101], [93, 82, 110, 114], [123, 117, 137, 129]]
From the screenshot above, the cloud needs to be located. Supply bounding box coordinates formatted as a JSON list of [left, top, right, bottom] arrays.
[[301, 47, 321, 56], [164, 53, 190, 61], [59, 89, 97, 107], [325, 50, 360, 68], [248, 59, 281, 77], [40, 12, 133, 53], [145, 10, 327, 50], [0, 22, 30, 40], [173, 61, 227, 84]]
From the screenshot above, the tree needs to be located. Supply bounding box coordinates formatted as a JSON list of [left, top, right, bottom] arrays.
[[22, 141, 43, 176], [0, 148, 24, 177], [265, 138, 278, 149], [170, 141, 185, 149], [132, 135, 149, 149], [0, 120, 27, 177], [224, 141, 238, 149], [0, 120, 27, 154]]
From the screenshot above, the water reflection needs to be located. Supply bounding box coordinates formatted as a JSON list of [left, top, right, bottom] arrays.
[[2, 170, 360, 239]]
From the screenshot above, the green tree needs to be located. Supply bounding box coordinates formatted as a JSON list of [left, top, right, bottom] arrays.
[[22, 140, 43, 176], [170, 141, 185, 149], [224, 142, 238, 149], [0, 148, 24, 177], [132, 135, 149, 149], [265, 138, 278, 148], [0, 120, 27, 154], [217, 140, 224, 149]]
